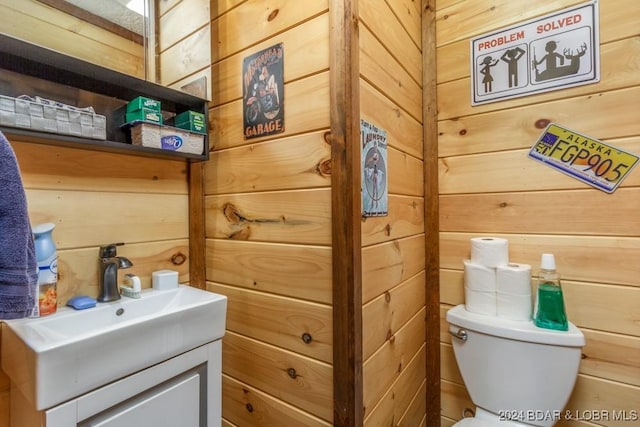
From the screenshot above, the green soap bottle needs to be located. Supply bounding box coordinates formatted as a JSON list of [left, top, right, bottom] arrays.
[[534, 253, 568, 331]]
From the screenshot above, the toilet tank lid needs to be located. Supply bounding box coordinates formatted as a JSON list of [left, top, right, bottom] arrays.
[[446, 305, 585, 347]]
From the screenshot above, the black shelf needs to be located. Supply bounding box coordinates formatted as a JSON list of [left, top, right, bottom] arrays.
[[0, 127, 207, 161], [0, 34, 209, 162]]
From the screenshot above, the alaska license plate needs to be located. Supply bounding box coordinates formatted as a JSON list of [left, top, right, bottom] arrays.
[[528, 123, 639, 193]]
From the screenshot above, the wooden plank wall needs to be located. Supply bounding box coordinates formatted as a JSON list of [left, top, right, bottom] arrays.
[[0, 364, 7, 427], [157, 0, 212, 98], [0, 0, 145, 79], [359, 0, 427, 426], [206, 1, 334, 425], [436, 1, 640, 426]]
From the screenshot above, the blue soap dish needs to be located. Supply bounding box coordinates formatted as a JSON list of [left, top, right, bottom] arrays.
[[67, 295, 97, 310]]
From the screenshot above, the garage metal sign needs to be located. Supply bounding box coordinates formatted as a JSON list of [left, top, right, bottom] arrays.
[[529, 123, 639, 193], [471, 1, 599, 105]]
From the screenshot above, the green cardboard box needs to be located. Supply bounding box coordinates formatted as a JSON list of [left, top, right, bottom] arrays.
[[175, 110, 205, 123], [174, 110, 206, 134], [126, 96, 161, 113], [126, 108, 163, 124], [175, 120, 206, 134]]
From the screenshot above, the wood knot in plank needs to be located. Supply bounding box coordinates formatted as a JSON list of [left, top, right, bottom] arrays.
[[384, 223, 392, 236], [440, 158, 450, 174], [223, 202, 246, 224], [229, 226, 251, 240], [498, 202, 508, 208], [267, 9, 279, 21], [317, 158, 332, 177], [535, 118, 551, 129], [386, 330, 395, 343], [171, 252, 187, 265], [323, 131, 332, 145]]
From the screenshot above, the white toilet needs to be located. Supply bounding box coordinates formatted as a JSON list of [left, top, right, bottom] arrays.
[[446, 304, 585, 427]]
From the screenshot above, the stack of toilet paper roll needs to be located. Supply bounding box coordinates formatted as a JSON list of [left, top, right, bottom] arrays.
[[464, 237, 532, 321]]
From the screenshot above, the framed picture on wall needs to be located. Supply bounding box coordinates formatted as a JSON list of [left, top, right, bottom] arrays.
[[242, 43, 285, 139], [361, 120, 388, 217]]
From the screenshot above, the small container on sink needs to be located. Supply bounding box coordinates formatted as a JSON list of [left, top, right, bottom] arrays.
[[152, 270, 179, 290]]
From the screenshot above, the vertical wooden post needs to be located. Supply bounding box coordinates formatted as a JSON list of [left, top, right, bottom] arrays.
[[188, 161, 206, 289], [423, 0, 441, 424], [330, 0, 363, 426], [147, 0, 159, 83]]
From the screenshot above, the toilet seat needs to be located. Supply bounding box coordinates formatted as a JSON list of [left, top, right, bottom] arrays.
[[453, 418, 495, 427], [452, 408, 532, 427], [453, 418, 526, 427], [453, 417, 495, 426]]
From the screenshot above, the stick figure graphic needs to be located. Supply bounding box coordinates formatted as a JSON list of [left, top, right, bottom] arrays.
[[501, 47, 525, 87], [532, 41, 566, 82], [532, 41, 588, 82], [479, 56, 499, 93]]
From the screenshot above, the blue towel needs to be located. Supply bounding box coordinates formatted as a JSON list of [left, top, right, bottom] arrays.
[[0, 131, 37, 319]]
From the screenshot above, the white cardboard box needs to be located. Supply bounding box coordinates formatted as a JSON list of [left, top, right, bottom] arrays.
[[129, 121, 204, 155]]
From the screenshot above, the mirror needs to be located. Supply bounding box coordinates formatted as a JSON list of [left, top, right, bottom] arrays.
[[1, 0, 153, 80], [62, 0, 146, 39]]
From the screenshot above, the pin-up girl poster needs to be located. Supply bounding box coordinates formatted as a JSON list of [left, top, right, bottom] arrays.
[[361, 120, 388, 217]]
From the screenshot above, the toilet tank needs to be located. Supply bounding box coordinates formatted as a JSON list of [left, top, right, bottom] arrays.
[[446, 305, 585, 427]]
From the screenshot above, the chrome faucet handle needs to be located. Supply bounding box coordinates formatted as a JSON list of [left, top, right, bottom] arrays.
[[118, 257, 133, 269], [99, 242, 125, 258]]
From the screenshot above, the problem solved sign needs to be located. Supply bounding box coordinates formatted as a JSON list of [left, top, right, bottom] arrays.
[[471, 1, 599, 105]]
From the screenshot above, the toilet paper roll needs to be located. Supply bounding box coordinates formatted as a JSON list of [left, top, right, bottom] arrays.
[[496, 263, 532, 295], [497, 292, 532, 321], [470, 237, 509, 268], [465, 287, 497, 316], [464, 259, 497, 292]]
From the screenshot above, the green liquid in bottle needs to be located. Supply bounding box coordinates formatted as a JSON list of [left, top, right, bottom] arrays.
[[534, 282, 568, 331]]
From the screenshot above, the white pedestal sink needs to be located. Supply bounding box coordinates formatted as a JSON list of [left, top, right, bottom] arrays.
[[1, 285, 227, 413]]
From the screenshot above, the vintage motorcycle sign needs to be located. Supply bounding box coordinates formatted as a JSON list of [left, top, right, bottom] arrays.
[[242, 43, 285, 139]]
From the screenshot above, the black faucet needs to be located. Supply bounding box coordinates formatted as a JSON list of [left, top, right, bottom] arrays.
[[98, 243, 133, 302]]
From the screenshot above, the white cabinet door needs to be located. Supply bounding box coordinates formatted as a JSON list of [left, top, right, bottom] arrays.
[[42, 342, 221, 427], [81, 373, 200, 427]]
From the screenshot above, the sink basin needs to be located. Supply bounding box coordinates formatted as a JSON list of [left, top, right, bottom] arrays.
[[1, 285, 227, 410]]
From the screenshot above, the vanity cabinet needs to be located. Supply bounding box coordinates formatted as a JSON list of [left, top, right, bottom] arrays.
[[12, 342, 221, 427], [0, 34, 209, 162], [3, 286, 227, 427]]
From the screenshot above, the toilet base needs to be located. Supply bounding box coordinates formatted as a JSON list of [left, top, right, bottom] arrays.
[[452, 408, 535, 427]]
